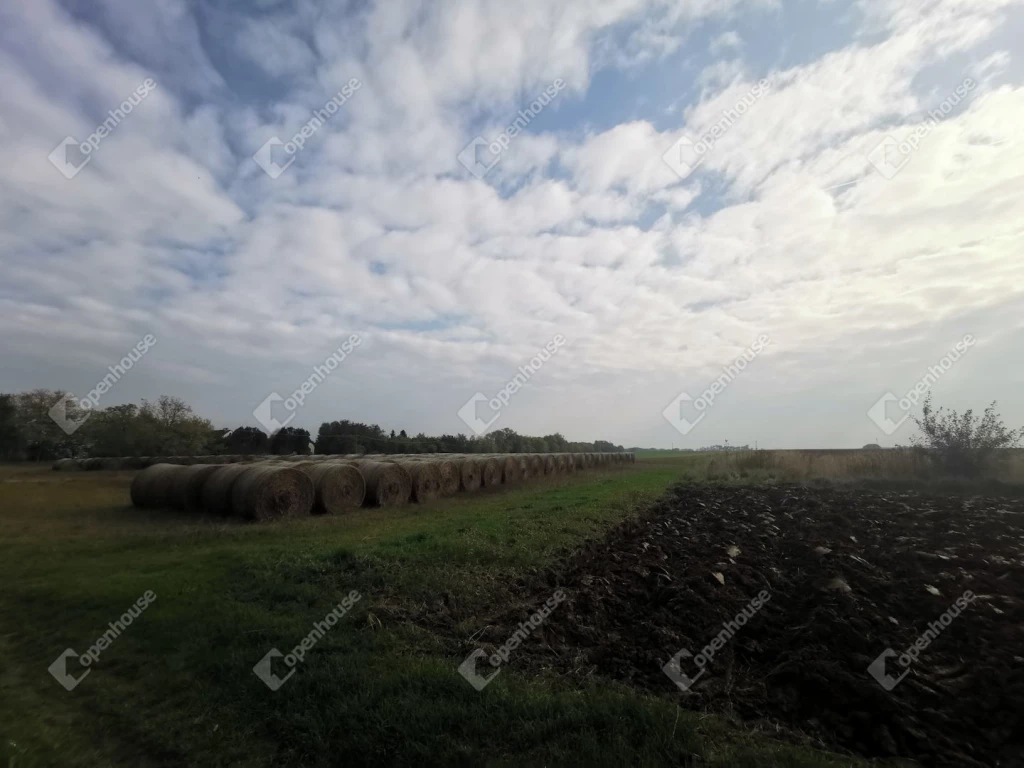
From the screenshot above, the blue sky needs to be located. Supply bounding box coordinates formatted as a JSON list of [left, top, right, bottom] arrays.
[[1, 0, 1022, 448]]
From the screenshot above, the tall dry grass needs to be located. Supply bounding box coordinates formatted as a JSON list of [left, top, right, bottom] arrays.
[[691, 448, 1024, 489]]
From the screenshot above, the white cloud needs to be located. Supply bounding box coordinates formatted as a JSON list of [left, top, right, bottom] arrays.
[[1, 0, 1022, 449]]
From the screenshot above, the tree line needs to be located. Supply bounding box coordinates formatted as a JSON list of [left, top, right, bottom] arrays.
[[0, 390, 624, 460]]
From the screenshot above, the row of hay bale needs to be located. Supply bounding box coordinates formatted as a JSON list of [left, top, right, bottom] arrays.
[[58, 451, 635, 473], [128, 452, 634, 521]]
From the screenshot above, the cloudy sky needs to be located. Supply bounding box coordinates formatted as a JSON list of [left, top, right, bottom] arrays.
[[2, 0, 1022, 449]]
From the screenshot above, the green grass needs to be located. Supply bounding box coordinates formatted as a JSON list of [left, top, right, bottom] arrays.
[[0, 460, 867, 767]]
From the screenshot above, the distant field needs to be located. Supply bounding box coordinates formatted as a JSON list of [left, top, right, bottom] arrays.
[[634, 448, 1024, 491], [0, 458, 868, 768]]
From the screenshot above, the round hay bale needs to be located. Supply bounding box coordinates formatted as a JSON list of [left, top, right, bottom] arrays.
[[436, 460, 460, 497], [480, 457, 502, 487], [527, 454, 543, 477], [394, 461, 442, 503], [452, 457, 481, 492], [100, 457, 123, 471], [199, 464, 251, 516], [52, 458, 80, 471], [352, 461, 412, 507], [496, 455, 520, 484], [130, 463, 184, 508], [541, 454, 556, 475], [166, 464, 223, 512], [515, 454, 530, 480], [301, 463, 365, 514], [572, 453, 585, 471], [120, 456, 147, 470], [230, 466, 314, 521], [81, 458, 104, 471], [160, 466, 223, 514]]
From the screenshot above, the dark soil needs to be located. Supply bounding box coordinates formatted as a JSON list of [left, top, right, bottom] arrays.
[[452, 484, 1024, 767]]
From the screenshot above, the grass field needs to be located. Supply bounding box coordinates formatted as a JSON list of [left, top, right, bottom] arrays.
[[1, 457, 887, 767]]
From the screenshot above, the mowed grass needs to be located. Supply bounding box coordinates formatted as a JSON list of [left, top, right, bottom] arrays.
[[0, 459, 866, 768]]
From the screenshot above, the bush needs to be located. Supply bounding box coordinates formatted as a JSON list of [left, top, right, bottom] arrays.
[[911, 394, 1024, 477]]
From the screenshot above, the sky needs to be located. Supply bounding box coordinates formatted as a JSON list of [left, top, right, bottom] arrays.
[[1, 0, 1022, 449]]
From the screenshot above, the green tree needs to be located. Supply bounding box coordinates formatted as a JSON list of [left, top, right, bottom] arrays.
[[911, 394, 1024, 476], [14, 390, 85, 460], [0, 394, 23, 460], [226, 426, 270, 455]]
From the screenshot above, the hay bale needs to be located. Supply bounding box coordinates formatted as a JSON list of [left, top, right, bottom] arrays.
[[130, 464, 184, 508], [515, 454, 530, 480], [436, 460, 461, 497], [52, 458, 79, 471], [480, 456, 502, 487], [541, 454, 556, 475], [81, 458, 104, 471], [452, 457, 481, 492], [301, 463, 365, 514], [352, 461, 412, 507], [230, 466, 314, 521], [166, 464, 223, 512], [199, 464, 251, 516], [527, 454, 543, 477], [394, 461, 442, 503], [496, 455, 520, 484], [100, 457, 123, 471]]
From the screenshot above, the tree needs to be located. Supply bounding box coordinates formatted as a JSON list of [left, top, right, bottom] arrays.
[[82, 403, 142, 457], [136, 396, 214, 455], [270, 427, 311, 455], [911, 394, 1024, 477], [226, 426, 270, 455], [13, 389, 85, 460], [0, 394, 23, 460]]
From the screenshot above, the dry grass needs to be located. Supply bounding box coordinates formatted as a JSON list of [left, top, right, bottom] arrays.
[[688, 448, 1024, 489]]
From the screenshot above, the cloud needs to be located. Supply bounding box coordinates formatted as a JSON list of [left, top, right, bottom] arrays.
[[1, 0, 1022, 450]]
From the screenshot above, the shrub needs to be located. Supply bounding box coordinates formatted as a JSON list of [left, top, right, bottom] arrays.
[[910, 394, 1024, 477]]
